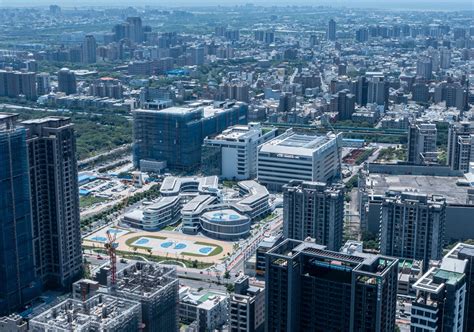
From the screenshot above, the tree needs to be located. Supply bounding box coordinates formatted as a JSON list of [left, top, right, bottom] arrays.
[[344, 194, 351, 203], [223, 270, 230, 279], [225, 283, 235, 294]]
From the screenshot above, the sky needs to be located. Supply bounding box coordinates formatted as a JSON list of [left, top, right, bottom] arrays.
[[0, 0, 472, 10]]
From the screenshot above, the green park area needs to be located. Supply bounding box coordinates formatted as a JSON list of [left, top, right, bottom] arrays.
[[79, 195, 109, 208]]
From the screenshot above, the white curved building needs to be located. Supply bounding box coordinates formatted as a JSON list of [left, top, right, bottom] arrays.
[[160, 176, 220, 197], [141, 196, 181, 231], [200, 209, 251, 240], [235, 180, 270, 220], [124, 176, 221, 231], [123, 176, 270, 238], [181, 195, 220, 234], [124, 196, 181, 231]]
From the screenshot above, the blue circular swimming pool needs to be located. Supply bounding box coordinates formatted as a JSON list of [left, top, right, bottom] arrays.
[[174, 243, 187, 250], [135, 238, 150, 245], [161, 241, 173, 248], [91, 236, 107, 242], [199, 247, 213, 254], [229, 214, 240, 220]]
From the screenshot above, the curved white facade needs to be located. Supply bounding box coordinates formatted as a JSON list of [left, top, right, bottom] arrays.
[[200, 209, 251, 241]]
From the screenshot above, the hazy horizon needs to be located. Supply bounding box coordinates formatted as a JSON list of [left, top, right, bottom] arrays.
[[0, 0, 472, 10]]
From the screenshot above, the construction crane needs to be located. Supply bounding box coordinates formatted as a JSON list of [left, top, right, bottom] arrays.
[[104, 230, 118, 291], [105, 230, 146, 332]]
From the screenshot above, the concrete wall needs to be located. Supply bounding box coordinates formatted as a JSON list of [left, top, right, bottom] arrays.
[[445, 205, 474, 241], [367, 203, 474, 241], [367, 163, 464, 177], [221, 146, 238, 179]]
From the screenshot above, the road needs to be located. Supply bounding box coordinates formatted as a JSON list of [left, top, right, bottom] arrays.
[[78, 144, 132, 170], [342, 145, 383, 184], [289, 67, 298, 84], [222, 210, 283, 274]]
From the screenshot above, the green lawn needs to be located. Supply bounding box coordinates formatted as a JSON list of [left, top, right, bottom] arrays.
[[222, 180, 238, 188], [376, 147, 406, 162], [80, 195, 108, 208], [163, 220, 182, 231], [261, 212, 277, 223]]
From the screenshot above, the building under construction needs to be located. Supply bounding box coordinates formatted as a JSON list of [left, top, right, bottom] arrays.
[[29, 294, 142, 332], [93, 261, 179, 332]]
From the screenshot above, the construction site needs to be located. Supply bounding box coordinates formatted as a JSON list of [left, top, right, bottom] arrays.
[[88, 237, 180, 332], [113, 261, 180, 332], [28, 294, 142, 332], [31, 228, 180, 332], [90, 230, 180, 332]]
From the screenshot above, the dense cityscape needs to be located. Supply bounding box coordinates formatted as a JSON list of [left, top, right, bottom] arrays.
[[0, 2, 473, 331]]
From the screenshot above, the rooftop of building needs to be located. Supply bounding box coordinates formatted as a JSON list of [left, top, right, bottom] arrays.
[[340, 240, 363, 255], [115, 261, 177, 299], [142, 196, 180, 212], [268, 239, 397, 278], [0, 314, 27, 327], [0, 112, 20, 131], [22, 116, 70, 125], [237, 180, 269, 206], [258, 235, 282, 249], [414, 246, 468, 294], [445, 242, 474, 260], [260, 129, 339, 156], [283, 180, 344, 194], [459, 246, 474, 258], [201, 209, 248, 223], [208, 123, 272, 142], [0, 112, 19, 120], [414, 266, 464, 294], [29, 294, 140, 330], [181, 194, 216, 214], [160, 176, 219, 196], [366, 173, 469, 205], [439, 257, 467, 274], [133, 100, 244, 118], [179, 287, 227, 310], [123, 208, 144, 222], [398, 259, 422, 272]]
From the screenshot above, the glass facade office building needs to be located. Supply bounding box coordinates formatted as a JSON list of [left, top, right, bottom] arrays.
[[133, 101, 248, 171], [0, 114, 41, 315]]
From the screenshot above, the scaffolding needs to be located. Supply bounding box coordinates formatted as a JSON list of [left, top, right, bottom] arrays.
[[114, 262, 180, 332], [29, 294, 142, 332]]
